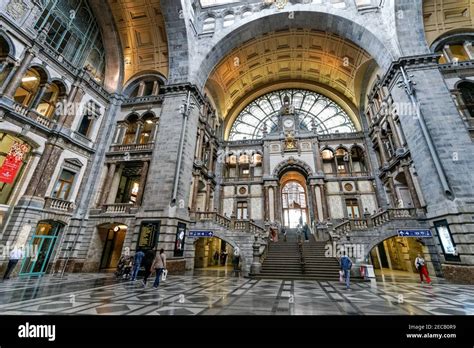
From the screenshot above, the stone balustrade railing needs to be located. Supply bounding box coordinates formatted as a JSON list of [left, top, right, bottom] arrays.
[[122, 95, 164, 106], [44, 197, 75, 213], [102, 203, 134, 214], [223, 176, 262, 183], [11, 102, 54, 129], [195, 211, 231, 229], [109, 143, 154, 153], [194, 211, 265, 234], [334, 208, 418, 234]]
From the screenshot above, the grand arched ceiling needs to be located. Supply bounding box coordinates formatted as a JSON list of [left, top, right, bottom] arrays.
[[107, 0, 169, 82], [423, 0, 474, 46], [206, 29, 372, 121]]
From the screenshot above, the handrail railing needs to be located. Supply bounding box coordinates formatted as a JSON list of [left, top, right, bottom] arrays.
[[109, 143, 154, 153], [44, 197, 75, 213], [193, 211, 265, 233], [102, 203, 134, 214], [334, 208, 418, 234]]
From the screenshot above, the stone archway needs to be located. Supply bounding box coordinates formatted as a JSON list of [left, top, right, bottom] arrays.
[[195, 9, 398, 89], [273, 157, 313, 178], [88, 1, 124, 92]]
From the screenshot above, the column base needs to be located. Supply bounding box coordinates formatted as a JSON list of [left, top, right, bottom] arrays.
[[442, 264, 474, 284]]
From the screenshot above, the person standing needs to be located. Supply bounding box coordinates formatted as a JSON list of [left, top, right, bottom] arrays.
[[232, 247, 240, 272], [2, 245, 24, 280], [221, 250, 228, 266], [141, 249, 155, 287], [151, 249, 167, 289], [415, 254, 431, 285], [213, 250, 219, 266], [130, 248, 145, 281], [340, 252, 353, 290]]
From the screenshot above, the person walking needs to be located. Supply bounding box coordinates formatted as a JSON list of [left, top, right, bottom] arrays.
[[340, 252, 353, 290], [141, 249, 155, 287], [232, 247, 240, 272], [3, 245, 24, 280], [151, 249, 167, 289], [213, 251, 219, 266], [415, 254, 431, 285], [130, 248, 145, 281]]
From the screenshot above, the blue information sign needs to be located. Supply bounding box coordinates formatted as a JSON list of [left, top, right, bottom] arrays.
[[189, 230, 214, 238], [398, 230, 432, 238]]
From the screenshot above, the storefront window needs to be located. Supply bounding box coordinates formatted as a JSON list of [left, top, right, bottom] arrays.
[[0, 133, 31, 205]]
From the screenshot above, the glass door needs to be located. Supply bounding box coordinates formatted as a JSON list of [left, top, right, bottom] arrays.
[[19, 221, 62, 276]]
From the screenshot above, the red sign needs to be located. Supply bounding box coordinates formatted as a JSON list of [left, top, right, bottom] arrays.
[[0, 142, 29, 184]]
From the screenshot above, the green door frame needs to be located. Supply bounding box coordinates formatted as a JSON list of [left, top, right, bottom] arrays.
[[19, 221, 62, 276]]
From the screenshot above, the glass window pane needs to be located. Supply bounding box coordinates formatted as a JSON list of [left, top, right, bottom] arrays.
[[229, 89, 355, 140]]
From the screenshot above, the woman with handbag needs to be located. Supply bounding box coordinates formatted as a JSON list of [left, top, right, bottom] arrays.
[[151, 248, 167, 289]]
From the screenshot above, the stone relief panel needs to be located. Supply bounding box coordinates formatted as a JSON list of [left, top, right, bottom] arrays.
[[328, 195, 344, 219]]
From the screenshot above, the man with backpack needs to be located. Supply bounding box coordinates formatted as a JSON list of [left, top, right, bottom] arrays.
[[340, 252, 353, 290]]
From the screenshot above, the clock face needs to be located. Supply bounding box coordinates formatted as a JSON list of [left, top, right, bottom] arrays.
[[283, 119, 294, 128]]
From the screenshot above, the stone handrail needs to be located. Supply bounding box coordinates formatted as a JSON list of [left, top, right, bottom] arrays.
[[194, 212, 265, 233], [30, 110, 53, 128], [44, 197, 75, 213], [122, 95, 164, 105], [11, 102, 54, 129], [195, 211, 232, 229], [223, 176, 263, 183], [109, 143, 154, 153], [334, 208, 418, 234], [249, 220, 265, 233], [102, 203, 134, 214]]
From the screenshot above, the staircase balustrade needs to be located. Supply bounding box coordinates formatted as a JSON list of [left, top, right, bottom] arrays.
[[334, 208, 418, 235], [194, 211, 265, 233]]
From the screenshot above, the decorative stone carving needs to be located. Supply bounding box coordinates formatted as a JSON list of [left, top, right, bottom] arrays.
[[6, 0, 28, 21]]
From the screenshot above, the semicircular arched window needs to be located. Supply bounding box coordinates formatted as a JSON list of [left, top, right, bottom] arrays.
[[228, 89, 356, 141]]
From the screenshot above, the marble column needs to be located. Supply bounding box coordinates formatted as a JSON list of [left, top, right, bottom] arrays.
[[0, 58, 18, 94], [318, 184, 328, 220], [308, 183, 318, 222], [2, 49, 35, 98], [205, 180, 212, 211], [29, 82, 51, 111], [136, 161, 149, 206], [263, 186, 269, 221], [191, 173, 200, 212], [208, 142, 215, 173], [375, 132, 388, 165], [134, 122, 143, 144], [196, 128, 204, 160], [402, 163, 421, 209], [100, 162, 116, 205], [387, 116, 402, 149], [387, 176, 399, 206], [24, 142, 63, 198]]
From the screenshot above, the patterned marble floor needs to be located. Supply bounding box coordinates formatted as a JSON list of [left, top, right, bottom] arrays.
[[0, 272, 473, 315]]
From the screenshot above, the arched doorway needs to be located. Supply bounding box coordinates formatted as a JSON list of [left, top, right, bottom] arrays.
[[369, 236, 437, 279], [194, 237, 235, 270], [97, 223, 128, 271], [280, 171, 309, 228], [19, 221, 64, 276]]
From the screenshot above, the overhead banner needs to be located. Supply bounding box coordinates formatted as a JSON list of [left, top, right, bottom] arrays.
[[0, 142, 29, 184]]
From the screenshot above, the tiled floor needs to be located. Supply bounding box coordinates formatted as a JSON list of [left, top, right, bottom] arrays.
[[0, 272, 473, 315]]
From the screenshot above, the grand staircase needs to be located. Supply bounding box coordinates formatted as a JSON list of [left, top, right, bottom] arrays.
[[254, 231, 341, 280]]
